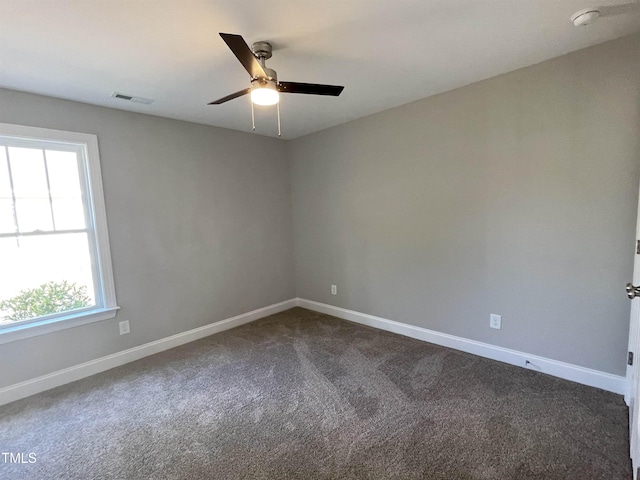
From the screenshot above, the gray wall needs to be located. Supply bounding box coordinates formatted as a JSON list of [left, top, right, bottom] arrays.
[[2, 33, 639, 388], [290, 34, 640, 376], [0, 89, 295, 388]]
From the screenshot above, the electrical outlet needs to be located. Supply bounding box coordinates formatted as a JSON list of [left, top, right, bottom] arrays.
[[119, 320, 130, 335], [490, 314, 501, 330], [331, 284, 337, 295]]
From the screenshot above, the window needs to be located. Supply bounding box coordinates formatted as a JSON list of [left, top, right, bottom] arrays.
[[0, 123, 118, 344]]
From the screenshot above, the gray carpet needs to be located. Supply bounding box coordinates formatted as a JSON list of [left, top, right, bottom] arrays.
[[0, 307, 631, 479]]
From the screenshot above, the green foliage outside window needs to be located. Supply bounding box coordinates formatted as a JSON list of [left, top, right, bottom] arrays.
[[0, 281, 91, 322]]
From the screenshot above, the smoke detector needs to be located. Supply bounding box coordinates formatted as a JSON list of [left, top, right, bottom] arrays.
[[571, 8, 601, 26], [570, 2, 640, 26]]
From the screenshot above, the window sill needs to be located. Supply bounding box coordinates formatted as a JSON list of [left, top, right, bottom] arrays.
[[0, 307, 120, 345]]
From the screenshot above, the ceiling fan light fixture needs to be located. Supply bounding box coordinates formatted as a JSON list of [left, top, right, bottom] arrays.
[[250, 79, 279, 106]]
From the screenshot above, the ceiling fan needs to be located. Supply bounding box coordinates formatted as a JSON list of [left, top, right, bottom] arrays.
[[571, 1, 640, 25], [208, 33, 344, 136]]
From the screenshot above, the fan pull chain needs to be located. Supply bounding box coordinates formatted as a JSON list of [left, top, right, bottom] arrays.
[[249, 96, 281, 137], [251, 101, 256, 131], [277, 102, 281, 137]]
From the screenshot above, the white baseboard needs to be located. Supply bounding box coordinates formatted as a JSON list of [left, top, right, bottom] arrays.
[[296, 298, 628, 395], [2, 297, 626, 407], [0, 299, 297, 407]]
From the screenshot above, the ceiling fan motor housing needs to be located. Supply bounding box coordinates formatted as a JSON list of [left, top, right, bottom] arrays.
[[262, 67, 277, 81], [251, 77, 277, 90]]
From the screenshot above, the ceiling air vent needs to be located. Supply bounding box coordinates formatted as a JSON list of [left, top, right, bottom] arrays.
[[110, 92, 154, 105]]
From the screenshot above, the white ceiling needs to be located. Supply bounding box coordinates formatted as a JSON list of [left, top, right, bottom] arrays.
[[1, 1, 639, 139]]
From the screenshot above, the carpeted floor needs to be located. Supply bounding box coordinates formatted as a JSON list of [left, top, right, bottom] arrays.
[[0, 307, 631, 479]]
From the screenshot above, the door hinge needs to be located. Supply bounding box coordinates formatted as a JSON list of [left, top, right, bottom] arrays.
[[636, 240, 640, 254], [629, 351, 634, 366]]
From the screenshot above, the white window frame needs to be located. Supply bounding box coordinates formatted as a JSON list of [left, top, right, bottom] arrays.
[[0, 123, 119, 345]]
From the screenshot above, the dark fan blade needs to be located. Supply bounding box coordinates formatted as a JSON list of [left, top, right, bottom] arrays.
[[207, 88, 251, 105], [277, 81, 344, 96], [219, 33, 266, 79]]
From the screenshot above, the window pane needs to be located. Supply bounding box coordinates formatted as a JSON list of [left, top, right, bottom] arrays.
[[8, 147, 48, 197], [52, 198, 86, 230], [0, 199, 16, 233], [0, 233, 96, 325], [47, 150, 86, 230], [46, 150, 82, 197], [14, 198, 53, 232]]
